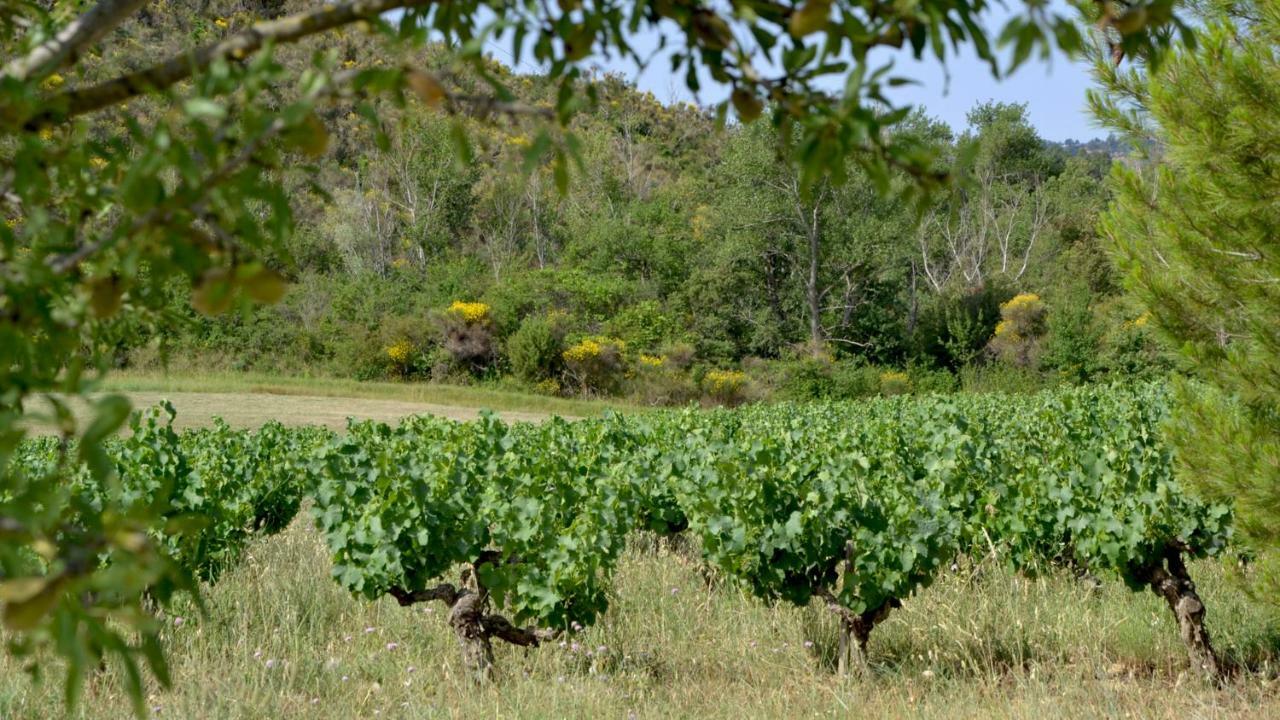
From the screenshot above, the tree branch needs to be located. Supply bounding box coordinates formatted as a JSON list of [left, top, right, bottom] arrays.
[[479, 614, 559, 647], [387, 583, 459, 607], [1, 0, 149, 82], [27, 0, 435, 126]]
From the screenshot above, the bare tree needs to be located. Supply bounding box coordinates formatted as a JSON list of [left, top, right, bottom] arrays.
[[917, 169, 1053, 293]]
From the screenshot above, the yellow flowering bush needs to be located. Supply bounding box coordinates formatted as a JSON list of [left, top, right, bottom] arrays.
[[988, 292, 1047, 367], [562, 336, 627, 395], [440, 301, 495, 369], [1002, 292, 1041, 312], [703, 369, 749, 406], [563, 338, 603, 364], [447, 300, 491, 325], [385, 339, 414, 372], [879, 370, 911, 396], [638, 354, 665, 368]]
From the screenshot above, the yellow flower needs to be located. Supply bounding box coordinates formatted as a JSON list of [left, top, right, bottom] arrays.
[[41, 73, 64, 90], [563, 336, 626, 364], [38, 127, 54, 141], [563, 338, 603, 364], [1132, 312, 1151, 328], [385, 339, 413, 364], [88, 157, 108, 170], [343, 59, 357, 69], [4, 217, 21, 228], [214, 18, 229, 28], [1000, 293, 1042, 312], [638, 354, 665, 368], [879, 370, 909, 385], [447, 300, 491, 324], [704, 369, 746, 394]]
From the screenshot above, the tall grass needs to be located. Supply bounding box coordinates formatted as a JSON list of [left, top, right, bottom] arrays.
[[1, 519, 1276, 719]]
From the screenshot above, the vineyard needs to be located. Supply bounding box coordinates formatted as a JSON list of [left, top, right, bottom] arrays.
[[2, 381, 1249, 714]]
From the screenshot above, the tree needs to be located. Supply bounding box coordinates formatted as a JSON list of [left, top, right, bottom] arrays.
[[0, 0, 1197, 712], [917, 103, 1062, 294], [1093, 0, 1280, 611]]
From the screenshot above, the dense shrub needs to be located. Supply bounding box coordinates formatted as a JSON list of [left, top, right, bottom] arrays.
[[959, 363, 1054, 395], [878, 370, 911, 396], [562, 336, 628, 395], [1040, 296, 1102, 382], [629, 354, 699, 406], [987, 293, 1047, 367], [376, 315, 436, 379], [907, 365, 959, 395], [439, 301, 495, 371], [702, 369, 749, 406], [506, 314, 568, 382]]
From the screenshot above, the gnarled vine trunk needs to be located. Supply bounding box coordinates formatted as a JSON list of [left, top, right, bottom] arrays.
[[389, 556, 557, 683], [835, 599, 899, 675], [1133, 548, 1222, 683], [819, 585, 900, 676], [448, 576, 496, 683]]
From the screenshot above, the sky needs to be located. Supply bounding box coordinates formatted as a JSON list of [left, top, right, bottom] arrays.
[[486, 2, 1105, 142]]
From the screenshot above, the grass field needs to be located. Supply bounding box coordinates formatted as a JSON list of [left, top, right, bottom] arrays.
[[1, 516, 1276, 719], [22, 370, 632, 433]]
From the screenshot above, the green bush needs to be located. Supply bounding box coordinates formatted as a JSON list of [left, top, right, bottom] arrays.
[[907, 365, 959, 395], [628, 355, 699, 406], [1040, 297, 1102, 383], [958, 363, 1053, 395], [831, 363, 881, 399], [506, 314, 567, 382], [603, 300, 677, 352]]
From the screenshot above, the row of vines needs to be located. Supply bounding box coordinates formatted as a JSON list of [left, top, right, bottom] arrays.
[[3, 384, 1234, 704], [313, 383, 1232, 682]]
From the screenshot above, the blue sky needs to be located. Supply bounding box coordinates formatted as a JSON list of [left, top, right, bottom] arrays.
[[486, 2, 1105, 142]]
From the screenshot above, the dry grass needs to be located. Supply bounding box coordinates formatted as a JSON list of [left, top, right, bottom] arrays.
[[21, 370, 638, 434], [2, 518, 1276, 719], [101, 370, 626, 419]]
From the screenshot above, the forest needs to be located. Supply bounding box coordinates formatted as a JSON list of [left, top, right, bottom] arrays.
[[77, 6, 1164, 405]]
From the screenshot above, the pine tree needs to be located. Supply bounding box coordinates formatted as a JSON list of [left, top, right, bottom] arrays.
[[1093, 1, 1280, 610]]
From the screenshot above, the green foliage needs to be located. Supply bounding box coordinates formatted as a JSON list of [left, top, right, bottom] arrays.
[[506, 314, 567, 382], [1094, 2, 1280, 610], [312, 414, 638, 629], [1041, 295, 1103, 383], [4, 404, 327, 710], [310, 382, 1231, 673]]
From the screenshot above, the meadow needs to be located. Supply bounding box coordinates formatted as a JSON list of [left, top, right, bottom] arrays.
[[0, 518, 1275, 719]]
